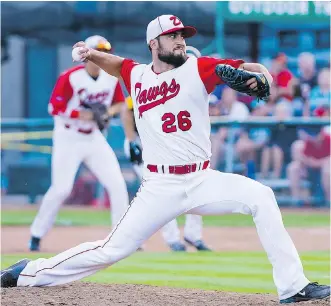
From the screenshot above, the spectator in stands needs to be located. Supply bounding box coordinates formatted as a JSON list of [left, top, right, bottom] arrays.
[[209, 96, 221, 135], [209, 99, 221, 117], [210, 84, 254, 112], [307, 68, 330, 116], [270, 52, 295, 103], [235, 84, 278, 179], [298, 68, 331, 139], [291, 79, 305, 117], [261, 101, 298, 179], [287, 123, 330, 205], [297, 52, 318, 102], [210, 84, 227, 105], [210, 87, 249, 170]]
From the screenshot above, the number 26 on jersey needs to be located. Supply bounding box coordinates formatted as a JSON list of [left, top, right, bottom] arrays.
[[161, 110, 192, 133]]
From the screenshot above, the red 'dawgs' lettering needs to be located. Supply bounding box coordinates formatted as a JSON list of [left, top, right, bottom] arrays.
[[78, 88, 109, 104], [170, 16, 182, 26], [161, 110, 192, 133], [135, 78, 180, 117]]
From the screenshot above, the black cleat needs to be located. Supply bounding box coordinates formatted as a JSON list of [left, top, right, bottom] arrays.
[[168, 242, 186, 252], [29, 236, 40, 252], [184, 238, 212, 251], [1, 259, 30, 287], [280, 282, 330, 304]]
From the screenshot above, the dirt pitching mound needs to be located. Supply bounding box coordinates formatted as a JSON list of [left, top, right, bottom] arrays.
[[2, 283, 330, 306]]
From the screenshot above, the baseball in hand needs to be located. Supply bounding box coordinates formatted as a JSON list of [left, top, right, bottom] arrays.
[[72, 47, 84, 62]]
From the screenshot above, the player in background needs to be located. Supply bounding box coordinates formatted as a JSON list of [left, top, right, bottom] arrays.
[[3, 15, 329, 304], [29, 35, 129, 252], [122, 94, 211, 252]]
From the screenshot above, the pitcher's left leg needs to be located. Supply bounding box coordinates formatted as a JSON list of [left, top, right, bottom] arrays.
[[187, 169, 310, 300]]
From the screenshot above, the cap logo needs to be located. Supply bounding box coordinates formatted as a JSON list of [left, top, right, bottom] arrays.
[[169, 16, 182, 26]]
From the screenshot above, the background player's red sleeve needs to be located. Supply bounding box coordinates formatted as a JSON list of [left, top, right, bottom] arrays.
[[120, 59, 139, 95], [48, 72, 78, 118], [112, 81, 125, 104], [198, 57, 245, 94]]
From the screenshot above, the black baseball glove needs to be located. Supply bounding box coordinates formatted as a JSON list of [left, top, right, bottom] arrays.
[[215, 64, 271, 101], [129, 141, 143, 165], [81, 102, 110, 131]]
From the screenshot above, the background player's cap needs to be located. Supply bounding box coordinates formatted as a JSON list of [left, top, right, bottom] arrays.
[[186, 46, 201, 58], [85, 35, 112, 52], [146, 15, 197, 45]]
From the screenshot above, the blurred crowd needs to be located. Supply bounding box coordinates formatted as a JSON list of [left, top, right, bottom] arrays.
[[209, 52, 330, 205]]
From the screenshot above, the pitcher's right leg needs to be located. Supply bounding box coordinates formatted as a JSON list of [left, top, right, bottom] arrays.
[[16, 174, 187, 287]]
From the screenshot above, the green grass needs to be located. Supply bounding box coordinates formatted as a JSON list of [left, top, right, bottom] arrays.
[[1, 209, 330, 227], [1, 252, 329, 294]]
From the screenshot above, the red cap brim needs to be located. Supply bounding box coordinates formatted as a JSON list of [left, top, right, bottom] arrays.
[[160, 26, 197, 38]]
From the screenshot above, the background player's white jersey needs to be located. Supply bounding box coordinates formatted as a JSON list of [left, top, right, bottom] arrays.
[[49, 65, 124, 132], [30, 64, 129, 241], [121, 56, 244, 165]]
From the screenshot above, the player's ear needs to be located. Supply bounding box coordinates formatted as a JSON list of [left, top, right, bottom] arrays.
[[149, 39, 158, 51]]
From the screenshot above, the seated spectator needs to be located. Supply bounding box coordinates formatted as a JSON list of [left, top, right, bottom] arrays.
[[209, 97, 221, 134], [251, 83, 279, 116], [210, 87, 249, 170], [235, 84, 279, 179], [291, 79, 305, 117], [298, 68, 331, 137], [261, 101, 298, 179], [287, 126, 330, 205], [297, 52, 318, 102], [270, 52, 295, 102], [307, 68, 330, 116], [210, 84, 227, 104], [211, 83, 255, 112], [236, 92, 255, 111], [209, 101, 221, 117]]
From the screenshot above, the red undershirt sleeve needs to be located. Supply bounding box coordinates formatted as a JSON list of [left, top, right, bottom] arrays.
[[198, 56, 245, 94]]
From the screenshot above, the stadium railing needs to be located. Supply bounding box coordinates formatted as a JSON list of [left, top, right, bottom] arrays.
[[1, 117, 330, 206]]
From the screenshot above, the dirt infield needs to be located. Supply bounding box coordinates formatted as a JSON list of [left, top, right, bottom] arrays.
[[2, 283, 330, 306], [1, 225, 330, 253]]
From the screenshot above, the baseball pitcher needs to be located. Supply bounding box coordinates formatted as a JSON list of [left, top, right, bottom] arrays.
[[28, 35, 129, 252], [2, 15, 329, 304]]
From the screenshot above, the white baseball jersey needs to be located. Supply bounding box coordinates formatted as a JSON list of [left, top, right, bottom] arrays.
[[49, 65, 124, 132], [121, 56, 244, 165]]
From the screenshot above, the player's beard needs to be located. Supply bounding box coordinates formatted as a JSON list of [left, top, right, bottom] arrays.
[[157, 43, 187, 68]]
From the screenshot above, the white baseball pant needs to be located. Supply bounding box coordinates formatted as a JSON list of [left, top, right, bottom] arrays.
[[19, 165, 309, 300], [124, 138, 203, 244], [30, 126, 129, 238]]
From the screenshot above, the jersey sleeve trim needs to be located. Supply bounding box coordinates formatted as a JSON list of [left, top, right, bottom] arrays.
[[120, 59, 139, 96], [112, 81, 125, 104]]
